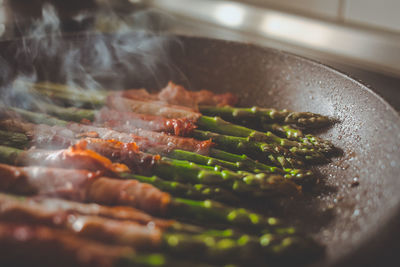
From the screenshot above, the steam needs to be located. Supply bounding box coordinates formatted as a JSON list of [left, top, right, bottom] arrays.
[[0, 2, 184, 188], [0, 3, 180, 109]]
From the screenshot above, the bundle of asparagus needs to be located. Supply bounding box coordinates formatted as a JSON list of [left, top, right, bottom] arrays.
[[0, 80, 335, 266]]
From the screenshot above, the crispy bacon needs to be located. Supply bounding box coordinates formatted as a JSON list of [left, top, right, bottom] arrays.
[[96, 107, 196, 136], [0, 193, 174, 229], [16, 144, 130, 176], [125, 128, 213, 155], [0, 195, 163, 248], [158, 81, 238, 107], [69, 123, 213, 155], [107, 95, 201, 120], [88, 177, 170, 215], [1, 118, 213, 155], [0, 164, 171, 215], [79, 139, 159, 174], [0, 223, 133, 267], [118, 81, 238, 108]]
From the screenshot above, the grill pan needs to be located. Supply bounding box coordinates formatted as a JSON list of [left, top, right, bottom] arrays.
[[0, 33, 400, 266]]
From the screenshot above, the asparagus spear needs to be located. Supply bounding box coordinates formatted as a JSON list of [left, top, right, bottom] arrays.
[[0, 129, 29, 149], [20, 80, 107, 108], [262, 123, 335, 154], [153, 158, 300, 197], [199, 105, 331, 129], [167, 150, 312, 186], [196, 116, 328, 162], [3, 106, 67, 126], [209, 148, 315, 184], [119, 253, 217, 267], [123, 173, 240, 204], [193, 129, 304, 168]]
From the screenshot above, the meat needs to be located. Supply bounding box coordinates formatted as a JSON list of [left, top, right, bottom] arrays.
[[78, 139, 159, 174], [0, 195, 163, 248], [120, 128, 213, 155], [16, 143, 130, 176], [158, 81, 238, 107], [69, 122, 213, 155], [0, 117, 213, 155], [0, 163, 96, 200], [0, 223, 134, 267], [118, 81, 238, 108], [95, 107, 196, 136], [0, 193, 174, 229], [107, 95, 201, 120], [87, 177, 170, 215], [0, 164, 171, 215]]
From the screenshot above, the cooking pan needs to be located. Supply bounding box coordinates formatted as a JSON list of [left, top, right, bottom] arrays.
[[0, 33, 400, 266]]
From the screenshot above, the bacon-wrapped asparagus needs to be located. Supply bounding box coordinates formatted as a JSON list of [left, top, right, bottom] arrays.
[[24, 80, 238, 109], [0, 223, 135, 267], [0, 193, 322, 265], [0, 124, 301, 198], [0, 162, 291, 231], [0, 222, 218, 267], [0, 119, 315, 184], [17, 81, 334, 156]]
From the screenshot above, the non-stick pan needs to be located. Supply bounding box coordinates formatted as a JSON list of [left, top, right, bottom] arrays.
[[0, 33, 399, 266]]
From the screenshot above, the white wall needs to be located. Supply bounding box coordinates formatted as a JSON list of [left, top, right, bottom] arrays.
[[241, 0, 400, 33]]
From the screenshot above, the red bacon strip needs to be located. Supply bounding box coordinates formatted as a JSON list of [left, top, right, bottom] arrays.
[[0, 196, 163, 249], [0, 118, 213, 155], [118, 81, 238, 108], [78, 139, 159, 174], [0, 164, 171, 215], [15, 143, 130, 176], [107, 95, 201, 120], [0, 223, 134, 267], [0, 193, 174, 229], [96, 108, 196, 136], [68, 123, 213, 155]]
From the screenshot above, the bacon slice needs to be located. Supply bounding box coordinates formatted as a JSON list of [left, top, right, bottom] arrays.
[[107, 95, 201, 120], [68, 123, 213, 155], [78, 139, 159, 174], [118, 81, 238, 108], [87, 177, 170, 215], [0, 193, 173, 229], [0, 164, 171, 215], [158, 81, 238, 107], [0, 195, 162, 248], [96, 107, 196, 136], [0, 223, 134, 267], [16, 143, 130, 176], [1, 118, 213, 155], [0, 118, 213, 155]]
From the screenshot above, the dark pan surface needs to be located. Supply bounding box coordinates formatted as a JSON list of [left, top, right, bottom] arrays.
[[0, 34, 400, 266]]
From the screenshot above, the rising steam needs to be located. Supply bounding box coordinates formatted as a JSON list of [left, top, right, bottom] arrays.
[[0, 3, 180, 110]]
